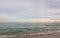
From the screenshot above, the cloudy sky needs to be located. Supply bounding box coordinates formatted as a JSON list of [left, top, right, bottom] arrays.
[[0, 0, 60, 22]]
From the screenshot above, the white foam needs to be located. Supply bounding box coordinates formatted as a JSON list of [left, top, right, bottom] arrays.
[[56, 31, 60, 32]]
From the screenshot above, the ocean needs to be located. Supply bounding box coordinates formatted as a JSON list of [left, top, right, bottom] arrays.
[[0, 22, 60, 35]]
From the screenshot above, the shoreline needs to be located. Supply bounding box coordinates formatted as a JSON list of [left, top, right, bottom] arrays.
[[0, 30, 60, 38], [0, 31, 60, 38]]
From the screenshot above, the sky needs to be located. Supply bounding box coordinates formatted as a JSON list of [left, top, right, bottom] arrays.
[[0, 0, 60, 22]]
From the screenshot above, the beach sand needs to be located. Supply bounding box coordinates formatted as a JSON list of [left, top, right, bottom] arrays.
[[0, 31, 60, 38], [18, 32, 60, 38]]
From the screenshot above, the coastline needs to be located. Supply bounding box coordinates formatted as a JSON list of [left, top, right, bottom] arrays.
[[0, 31, 60, 38]]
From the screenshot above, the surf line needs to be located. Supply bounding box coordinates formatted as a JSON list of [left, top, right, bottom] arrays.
[[20, 31, 54, 36]]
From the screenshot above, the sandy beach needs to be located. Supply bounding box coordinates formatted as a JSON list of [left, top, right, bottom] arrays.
[[0, 31, 60, 38]]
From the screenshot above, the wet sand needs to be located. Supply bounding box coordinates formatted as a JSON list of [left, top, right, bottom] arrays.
[[19, 32, 60, 38], [0, 31, 60, 38]]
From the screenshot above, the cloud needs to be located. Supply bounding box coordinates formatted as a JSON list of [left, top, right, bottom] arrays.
[[0, 13, 18, 22], [46, 0, 60, 9], [0, 0, 33, 9], [0, 0, 60, 22]]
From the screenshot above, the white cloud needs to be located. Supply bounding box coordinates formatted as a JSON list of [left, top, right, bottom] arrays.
[[0, 0, 60, 22], [0, 0, 33, 9], [0, 13, 18, 22]]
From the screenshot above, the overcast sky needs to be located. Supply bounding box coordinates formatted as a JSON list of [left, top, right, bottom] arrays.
[[0, 0, 60, 22]]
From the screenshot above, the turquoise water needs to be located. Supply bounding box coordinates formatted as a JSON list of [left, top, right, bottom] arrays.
[[0, 22, 60, 35], [0, 22, 46, 35]]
